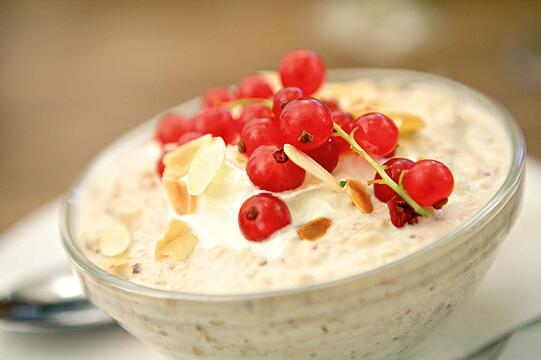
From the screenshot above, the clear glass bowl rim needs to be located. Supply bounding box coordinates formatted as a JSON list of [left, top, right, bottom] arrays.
[[60, 68, 526, 302]]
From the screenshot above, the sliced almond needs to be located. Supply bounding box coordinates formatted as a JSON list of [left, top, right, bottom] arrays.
[[187, 137, 226, 195], [99, 222, 131, 257], [163, 176, 197, 215], [163, 134, 212, 178], [155, 219, 198, 264], [386, 112, 425, 135], [345, 179, 373, 214], [283, 144, 342, 192], [106, 253, 129, 276], [297, 217, 333, 241]]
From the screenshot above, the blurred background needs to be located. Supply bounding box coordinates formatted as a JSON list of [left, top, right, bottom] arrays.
[[1, 0, 540, 230]]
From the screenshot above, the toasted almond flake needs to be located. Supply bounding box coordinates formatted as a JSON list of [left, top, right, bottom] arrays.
[[345, 179, 373, 214], [297, 217, 333, 241], [99, 223, 131, 257], [386, 112, 425, 135], [163, 134, 212, 178], [187, 137, 226, 195], [155, 219, 198, 264], [283, 144, 342, 191], [163, 176, 197, 215], [106, 253, 129, 276]]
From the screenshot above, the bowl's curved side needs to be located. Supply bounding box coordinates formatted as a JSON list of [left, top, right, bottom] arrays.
[[71, 170, 524, 359]]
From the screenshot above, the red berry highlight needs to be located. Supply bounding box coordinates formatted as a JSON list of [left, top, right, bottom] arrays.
[[402, 160, 454, 207], [387, 195, 420, 228], [193, 107, 238, 144], [237, 103, 273, 129], [352, 112, 399, 157], [306, 137, 339, 173], [238, 193, 291, 242], [155, 113, 192, 145], [279, 98, 333, 151], [279, 49, 325, 95], [236, 75, 274, 99], [246, 145, 305, 192], [202, 86, 233, 108], [373, 158, 415, 202], [272, 87, 303, 119], [177, 131, 204, 146], [239, 118, 284, 155], [331, 111, 355, 153]]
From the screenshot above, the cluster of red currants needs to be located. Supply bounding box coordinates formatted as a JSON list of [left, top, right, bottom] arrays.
[[153, 49, 455, 241], [373, 158, 454, 227]]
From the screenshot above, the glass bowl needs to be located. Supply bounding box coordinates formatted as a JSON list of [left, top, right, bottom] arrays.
[[61, 69, 525, 360]]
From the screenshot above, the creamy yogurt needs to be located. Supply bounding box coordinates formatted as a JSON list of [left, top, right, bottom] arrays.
[[78, 77, 511, 294]]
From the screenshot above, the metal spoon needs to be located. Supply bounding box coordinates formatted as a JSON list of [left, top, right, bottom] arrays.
[[0, 268, 113, 332]]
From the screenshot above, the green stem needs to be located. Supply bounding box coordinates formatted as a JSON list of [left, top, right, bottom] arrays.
[[223, 98, 273, 110], [333, 123, 429, 217]]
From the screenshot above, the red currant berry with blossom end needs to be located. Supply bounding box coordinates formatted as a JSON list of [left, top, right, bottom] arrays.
[[279, 49, 325, 95], [193, 107, 238, 144], [236, 75, 274, 99], [323, 99, 341, 112], [238, 193, 291, 242], [246, 145, 305, 192], [238, 118, 284, 155], [373, 157, 415, 202], [387, 195, 420, 228], [177, 131, 203, 146], [237, 103, 273, 129], [280, 98, 333, 151], [331, 111, 355, 153], [352, 112, 399, 157], [202, 86, 233, 108], [272, 86, 303, 119], [306, 137, 339, 173], [402, 160, 454, 207], [155, 113, 193, 145]]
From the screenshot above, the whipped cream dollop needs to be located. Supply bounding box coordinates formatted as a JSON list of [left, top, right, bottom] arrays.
[[175, 146, 377, 260]]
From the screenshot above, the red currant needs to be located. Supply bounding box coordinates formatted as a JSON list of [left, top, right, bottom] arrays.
[[279, 49, 325, 95], [155, 113, 192, 145], [323, 99, 340, 112], [306, 137, 339, 173], [177, 131, 204, 146], [352, 112, 399, 157], [237, 103, 273, 129], [202, 86, 233, 108], [236, 75, 274, 99], [373, 158, 415, 202], [238, 193, 291, 242], [238, 118, 284, 155], [246, 145, 305, 192], [193, 107, 238, 144], [279, 98, 333, 151], [402, 160, 454, 207], [331, 111, 355, 153], [387, 195, 419, 228], [272, 87, 303, 119]]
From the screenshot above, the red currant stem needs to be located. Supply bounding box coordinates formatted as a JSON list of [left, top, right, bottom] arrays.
[[223, 98, 273, 110], [333, 122, 429, 217]]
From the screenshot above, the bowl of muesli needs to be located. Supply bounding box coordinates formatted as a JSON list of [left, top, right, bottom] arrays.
[[61, 50, 525, 359]]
